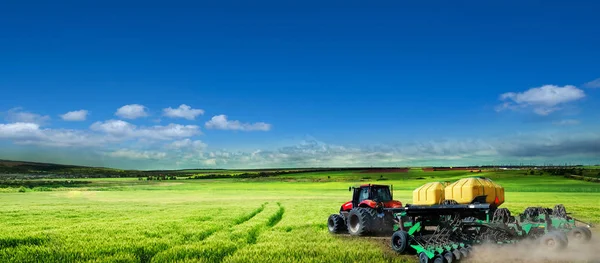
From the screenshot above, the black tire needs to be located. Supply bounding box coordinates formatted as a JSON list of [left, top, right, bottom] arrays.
[[459, 247, 469, 258], [391, 230, 409, 254], [443, 251, 453, 263], [433, 256, 444, 263], [539, 232, 567, 251], [452, 249, 461, 261], [553, 230, 568, 243], [362, 208, 394, 235], [568, 227, 592, 243], [327, 214, 346, 234], [581, 227, 593, 238], [347, 208, 373, 236], [419, 252, 430, 263]]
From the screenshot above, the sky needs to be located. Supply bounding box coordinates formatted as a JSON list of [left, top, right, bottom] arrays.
[[1, 0, 599, 169]]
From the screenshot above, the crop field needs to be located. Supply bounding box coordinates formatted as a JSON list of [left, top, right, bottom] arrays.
[[1, 169, 599, 262]]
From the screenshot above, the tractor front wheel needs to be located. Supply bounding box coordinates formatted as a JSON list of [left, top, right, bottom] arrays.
[[327, 214, 346, 234], [347, 208, 373, 236], [568, 227, 592, 244], [391, 230, 409, 254]]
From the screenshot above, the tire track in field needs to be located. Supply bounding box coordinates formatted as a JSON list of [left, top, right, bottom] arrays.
[[149, 203, 271, 263], [221, 202, 286, 262], [233, 202, 267, 225]]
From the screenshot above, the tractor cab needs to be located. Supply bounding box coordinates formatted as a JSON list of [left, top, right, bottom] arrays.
[[341, 184, 403, 212]]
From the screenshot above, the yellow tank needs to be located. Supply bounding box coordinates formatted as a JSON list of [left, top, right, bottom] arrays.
[[413, 182, 446, 205], [444, 177, 504, 206]]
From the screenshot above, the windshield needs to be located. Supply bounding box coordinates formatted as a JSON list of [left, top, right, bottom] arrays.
[[373, 187, 392, 202]]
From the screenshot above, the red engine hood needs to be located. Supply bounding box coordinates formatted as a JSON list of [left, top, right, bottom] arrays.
[[340, 200, 403, 211], [382, 200, 403, 208]]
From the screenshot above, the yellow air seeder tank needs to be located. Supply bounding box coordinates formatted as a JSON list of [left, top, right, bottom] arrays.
[[444, 177, 505, 206], [412, 182, 446, 205]]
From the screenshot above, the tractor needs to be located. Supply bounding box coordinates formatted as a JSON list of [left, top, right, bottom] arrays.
[[327, 184, 403, 236]]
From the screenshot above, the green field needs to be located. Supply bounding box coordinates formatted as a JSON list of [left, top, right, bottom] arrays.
[[1, 169, 599, 262]]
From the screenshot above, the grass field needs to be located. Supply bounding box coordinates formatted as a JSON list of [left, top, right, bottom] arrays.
[[1, 169, 599, 262]]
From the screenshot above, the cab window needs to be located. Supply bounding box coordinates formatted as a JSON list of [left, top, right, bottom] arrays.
[[359, 187, 369, 201]]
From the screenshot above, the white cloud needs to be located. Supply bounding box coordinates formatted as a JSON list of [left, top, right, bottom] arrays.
[[497, 85, 585, 115], [163, 104, 204, 120], [90, 120, 201, 140], [167, 139, 207, 150], [115, 104, 149, 119], [108, 149, 167, 160], [205, 115, 271, 131], [5, 108, 50, 125], [202, 159, 217, 166], [0, 122, 43, 140], [60, 110, 88, 121], [90, 120, 136, 136], [584, 78, 600, 88], [552, 119, 580, 126], [0, 122, 113, 147]]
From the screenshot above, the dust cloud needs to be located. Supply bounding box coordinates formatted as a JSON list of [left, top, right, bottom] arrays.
[[466, 230, 600, 263]]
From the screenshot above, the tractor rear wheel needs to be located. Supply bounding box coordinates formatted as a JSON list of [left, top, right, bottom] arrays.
[[327, 214, 346, 234], [391, 230, 409, 254], [347, 208, 373, 236], [568, 227, 592, 243]]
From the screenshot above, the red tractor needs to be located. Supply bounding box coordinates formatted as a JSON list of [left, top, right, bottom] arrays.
[[328, 184, 403, 236]]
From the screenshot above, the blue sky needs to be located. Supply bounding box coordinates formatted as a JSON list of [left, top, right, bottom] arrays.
[[1, 1, 599, 169]]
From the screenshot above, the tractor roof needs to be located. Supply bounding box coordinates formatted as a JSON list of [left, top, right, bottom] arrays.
[[359, 184, 390, 188]]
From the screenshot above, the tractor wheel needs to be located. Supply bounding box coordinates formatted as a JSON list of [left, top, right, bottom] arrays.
[[539, 232, 567, 251], [418, 252, 430, 263], [459, 247, 469, 258], [347, 208, 373, 236], [443, 251, 453, 263], [568, 227, 592, 243], [327, 214, 346, 234], [391, 230, 409, 254]]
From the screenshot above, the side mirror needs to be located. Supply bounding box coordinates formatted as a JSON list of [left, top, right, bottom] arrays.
[[348, 186, 352, 192]]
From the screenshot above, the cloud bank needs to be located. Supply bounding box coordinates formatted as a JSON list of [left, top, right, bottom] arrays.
[[497, 85, 585, 115]]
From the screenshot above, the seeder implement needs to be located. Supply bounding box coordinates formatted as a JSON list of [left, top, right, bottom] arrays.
[[327, 177, 593, 263]]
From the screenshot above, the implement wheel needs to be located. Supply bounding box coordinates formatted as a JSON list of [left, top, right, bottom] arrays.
[[452, 249, 461, 261], [418, 252, 430, 263], [568, 227, 592, 243], [433, 256, 444, 263], [391, 230, 409, 254], [327, 214, 346, 234], [443, 251, 453, 263], [347, 208, 373, 236], [540, 232, 567, 251]]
